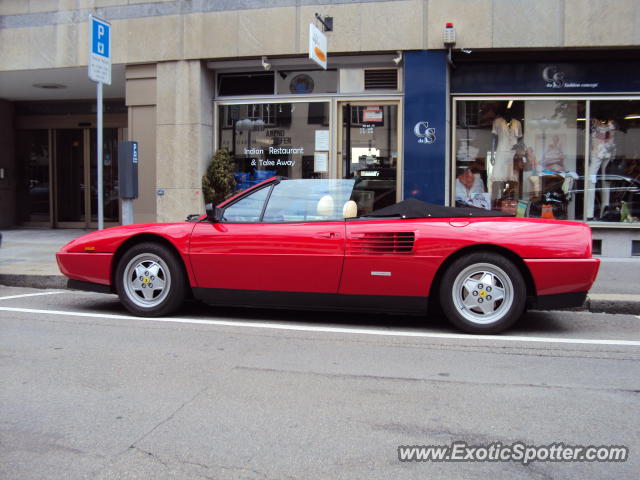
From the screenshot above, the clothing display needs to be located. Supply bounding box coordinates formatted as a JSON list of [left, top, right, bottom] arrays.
[[588, 119, 616, 218], [491, 116, 522, 182]]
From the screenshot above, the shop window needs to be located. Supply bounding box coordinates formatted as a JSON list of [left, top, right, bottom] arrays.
[[454, 99, 640, 224], [218, 102, 330, 189], [586, 101, 640, 223], [454, 100, 586, 218]]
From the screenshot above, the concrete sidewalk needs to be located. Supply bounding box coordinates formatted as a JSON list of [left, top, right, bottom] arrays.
[[0, 228, 639, 315]]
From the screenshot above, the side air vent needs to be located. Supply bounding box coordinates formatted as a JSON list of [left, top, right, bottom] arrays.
[[364, 69, 398, 90], [348, 232, 415, 254]]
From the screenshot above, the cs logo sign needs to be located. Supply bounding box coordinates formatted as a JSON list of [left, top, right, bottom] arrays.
[[414, 121, 436, 144]]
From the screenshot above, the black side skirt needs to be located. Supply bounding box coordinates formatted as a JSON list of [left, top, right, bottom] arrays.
[[67, 279, 113, 294], [193, 288, 429, 315]]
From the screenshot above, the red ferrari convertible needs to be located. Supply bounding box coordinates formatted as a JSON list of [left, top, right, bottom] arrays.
[[57, 178, 600, 334]]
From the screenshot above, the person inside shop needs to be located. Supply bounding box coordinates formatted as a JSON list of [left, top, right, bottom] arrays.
[[455, 166, 490, 209], [541, 135, 567, 173]]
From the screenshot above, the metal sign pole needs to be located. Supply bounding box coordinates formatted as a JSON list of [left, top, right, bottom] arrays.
[[89, 14, 110, 230], [97, 81, 104, 230]]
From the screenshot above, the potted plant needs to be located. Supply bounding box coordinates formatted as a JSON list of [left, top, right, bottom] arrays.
[[202, 148, 236, 206]]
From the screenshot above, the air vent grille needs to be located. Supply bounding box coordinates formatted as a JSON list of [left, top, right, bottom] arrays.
[[364, 69, 398, 90], [348, 232, 415, 254]]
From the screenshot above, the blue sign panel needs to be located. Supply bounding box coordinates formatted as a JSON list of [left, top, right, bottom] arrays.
[[88, 15, 111, 84], [91, 17, 110, 58], [403, 50, 448, 205], [451, 61, 640, 94]]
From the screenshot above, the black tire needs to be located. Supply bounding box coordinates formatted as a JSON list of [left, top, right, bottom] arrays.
[[115, 242, 186, 316], [439, 252, 526, 334]]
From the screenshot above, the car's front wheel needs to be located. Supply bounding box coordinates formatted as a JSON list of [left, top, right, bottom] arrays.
[[115, 242, 186, 316], [439, 252, 526, 334]]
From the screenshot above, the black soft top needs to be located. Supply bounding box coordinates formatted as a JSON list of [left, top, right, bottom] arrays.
[[364, 198, 511, 219]]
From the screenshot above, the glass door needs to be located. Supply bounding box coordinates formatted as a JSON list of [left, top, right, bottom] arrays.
[[55, 128, 120, 227], [55, 129, 86, 225], [338, 102, 400, 214]]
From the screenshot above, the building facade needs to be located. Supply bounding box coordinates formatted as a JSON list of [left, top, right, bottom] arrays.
[[0, 0, 639, 256]]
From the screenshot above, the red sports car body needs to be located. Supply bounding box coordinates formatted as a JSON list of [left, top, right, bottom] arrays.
[[57, 178, 600, 333]]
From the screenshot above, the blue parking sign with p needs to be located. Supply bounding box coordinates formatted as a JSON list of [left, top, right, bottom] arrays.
[[92, 18, 110, 58], [89, 15, 111, 84]]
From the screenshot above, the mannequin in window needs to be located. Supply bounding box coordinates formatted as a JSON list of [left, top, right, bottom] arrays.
[[587, 118, 616, 219], [491, 108, 522, 183]]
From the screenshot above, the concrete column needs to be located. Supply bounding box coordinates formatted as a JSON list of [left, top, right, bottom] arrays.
[[0, 100, 16, 228], [125, 64, 158, 224], [155, 60, 213, 222]]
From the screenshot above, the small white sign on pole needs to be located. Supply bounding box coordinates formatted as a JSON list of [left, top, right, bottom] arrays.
[[89, 16, 112, 85], [309, 23, 328, 70]]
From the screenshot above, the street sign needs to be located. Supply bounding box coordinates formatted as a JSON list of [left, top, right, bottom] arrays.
[[309, 23, 327, 70], [88, 15, 112, 229], [89, 15, 111, 85]]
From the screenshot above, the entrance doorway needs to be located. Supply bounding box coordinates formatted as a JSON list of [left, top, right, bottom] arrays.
[[16, 127, 122, 228], [338, 102, 401, 214]]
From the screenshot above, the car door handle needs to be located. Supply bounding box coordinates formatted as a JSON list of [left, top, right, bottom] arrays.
[[316, 232, 341, 239]]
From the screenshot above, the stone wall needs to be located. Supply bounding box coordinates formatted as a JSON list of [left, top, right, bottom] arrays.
[[2, 0, 638, 73]]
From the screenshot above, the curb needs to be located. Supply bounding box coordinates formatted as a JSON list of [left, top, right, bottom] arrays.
[[0, 274, 67, 290], [1, 274, 639, 316], [586, 298, 640, 316]]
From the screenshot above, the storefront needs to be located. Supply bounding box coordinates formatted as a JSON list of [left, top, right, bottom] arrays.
[[449, 58, 640, 255], [212, 57, 403, 214]]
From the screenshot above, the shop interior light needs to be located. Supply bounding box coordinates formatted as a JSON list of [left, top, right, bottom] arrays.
[[624, 114, 640, 120], [577, 118, 586, 121], [506, 100, 513, 109]]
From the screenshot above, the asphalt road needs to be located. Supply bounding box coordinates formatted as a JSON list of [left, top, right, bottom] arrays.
[[1, 286, 639, 480]]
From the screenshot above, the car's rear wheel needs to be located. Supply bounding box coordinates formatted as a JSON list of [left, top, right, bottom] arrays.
[[439, 252, 526, 334], [115, 242, 186, 316]]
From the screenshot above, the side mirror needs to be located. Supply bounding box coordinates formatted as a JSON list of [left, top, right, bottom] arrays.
[[205, 203, 224, 222]]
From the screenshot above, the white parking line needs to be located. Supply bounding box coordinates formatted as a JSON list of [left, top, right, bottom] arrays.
[[0, 291, 66, 301], [1, 306, 639, 347]]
